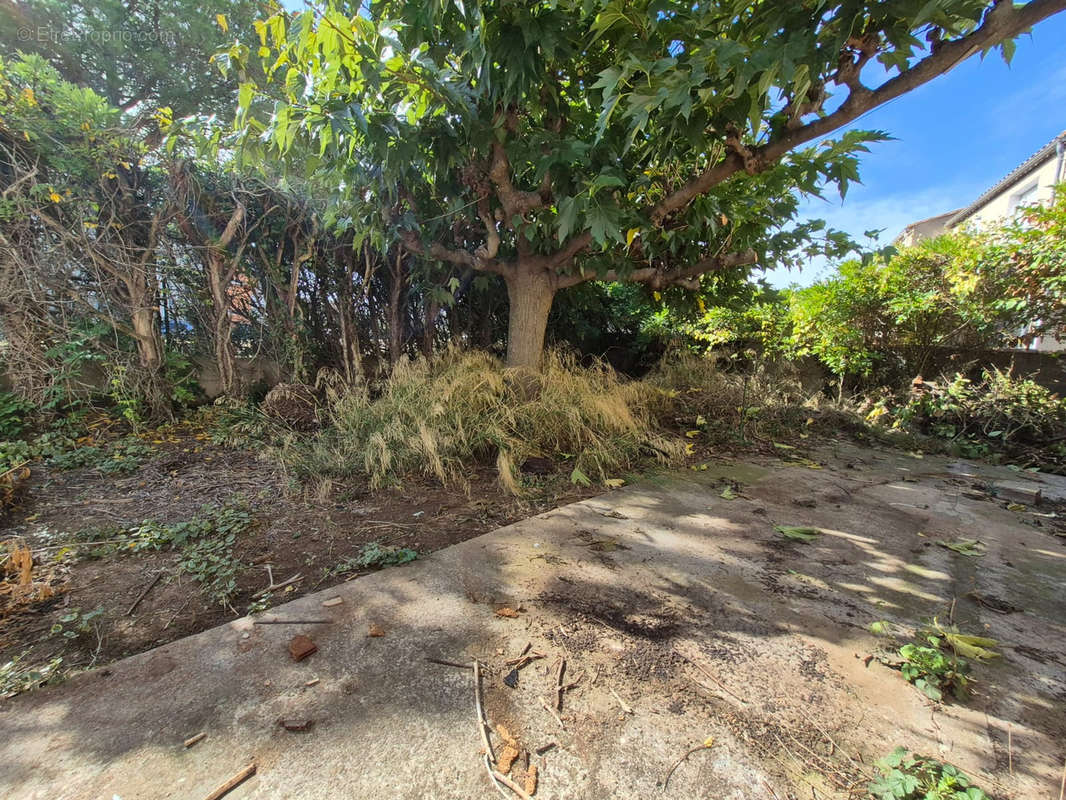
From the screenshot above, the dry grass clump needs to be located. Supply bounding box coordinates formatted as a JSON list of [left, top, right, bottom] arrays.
[[278, 349, 681, 492], [644, 354, 812, 440]]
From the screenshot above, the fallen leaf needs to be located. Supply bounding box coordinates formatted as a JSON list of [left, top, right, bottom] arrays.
[[495, 607, 520, 618], [367, 623, 385, 637], [937, 539, 986, 557], [774, 525, 822, 542]]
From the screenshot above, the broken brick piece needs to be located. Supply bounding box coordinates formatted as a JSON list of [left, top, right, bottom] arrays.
[[278, 718, 313, 732], [494, 607, 520, 618], [496, 725, 517, 747], [497, 745, 520, 774], [288, 634, 317, 662]]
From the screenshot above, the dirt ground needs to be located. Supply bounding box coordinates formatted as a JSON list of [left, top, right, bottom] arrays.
[[1, 439, 1064, 799], [0, 420, 596, 678]]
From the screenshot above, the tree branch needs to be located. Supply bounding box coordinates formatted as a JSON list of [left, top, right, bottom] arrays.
[[651, 0, 1066, 225], [399, 229, 506, 275], [489, 110, 549, 220], [557, 248, 757, 289]]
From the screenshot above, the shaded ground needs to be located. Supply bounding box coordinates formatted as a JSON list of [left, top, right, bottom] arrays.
[[1, 440, 1063, 799], [0, 419, 596, 675]]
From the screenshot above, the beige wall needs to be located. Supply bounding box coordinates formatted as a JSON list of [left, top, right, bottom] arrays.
[[964, 155, 1063, 229]]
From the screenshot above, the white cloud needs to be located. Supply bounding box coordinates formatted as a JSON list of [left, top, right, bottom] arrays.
[[760, 181, 982, 289]]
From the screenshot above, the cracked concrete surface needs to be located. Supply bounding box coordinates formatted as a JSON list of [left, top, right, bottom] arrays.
[[2, 441, 1064, 799]]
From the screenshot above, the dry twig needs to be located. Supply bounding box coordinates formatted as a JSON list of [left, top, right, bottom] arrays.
[[663, 743, 712, 789], [125, 571, 164, 616], [554, 657, 567, 711], [201, 762, 256, 800]]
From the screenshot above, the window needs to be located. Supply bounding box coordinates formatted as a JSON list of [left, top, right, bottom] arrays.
[[1009, 181, 1040, 212]]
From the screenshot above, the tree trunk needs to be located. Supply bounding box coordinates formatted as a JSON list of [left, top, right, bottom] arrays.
[[206, 254, 239, 397], [504, 264, 555, 369], [388, 248, 407, 366]]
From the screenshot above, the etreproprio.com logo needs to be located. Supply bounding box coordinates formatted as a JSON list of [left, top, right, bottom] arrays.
[[17, 26, 178, 47]]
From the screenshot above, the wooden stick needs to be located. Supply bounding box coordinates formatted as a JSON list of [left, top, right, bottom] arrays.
[[540, 699, 565, 731], [1007, 723, 1013, 777], [490, 767, 534, 800], [610, 688, 633, 715], [0, 461, 29, 480], [183, 732, 206, 748], [483, 754, 512, 800], [675, 650, 747, 706], [426, 657, 474, 669], [663, 744, 711, 789], [1059, 755, 1065, 800], [554, 657, 567, 711], [473, 660, 495, 765], [201, 763, 256, 800], [126, 572, 164, 616], [250, 618, 330, 627]]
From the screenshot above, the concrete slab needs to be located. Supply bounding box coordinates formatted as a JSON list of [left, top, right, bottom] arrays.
[[2, 441, 1064, 799]]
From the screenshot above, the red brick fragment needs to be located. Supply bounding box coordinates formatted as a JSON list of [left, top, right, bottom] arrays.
[[288, 634, 317, 661]]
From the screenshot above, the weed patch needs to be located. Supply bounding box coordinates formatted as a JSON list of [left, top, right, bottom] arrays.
[[327, 541, 418, 577], [869, 747, 990, 800]]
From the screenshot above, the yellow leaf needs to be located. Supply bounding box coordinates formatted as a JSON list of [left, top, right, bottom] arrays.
[[652, 291, 662, 302], [625, 228, 640, 248], [604, 478, 625, 488], [697, 297, 706, 312], [685, 430, 700, 438], [21, 87, 36, 106], [216, 13, 228, 32], [685, 443, 694, 454], [703, 736, 715, 747], [49, 191, 62, 203]]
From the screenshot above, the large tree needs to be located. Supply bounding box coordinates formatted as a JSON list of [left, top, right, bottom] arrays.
[[0, 0, 262, 118], [229, 0, 1065, 368]]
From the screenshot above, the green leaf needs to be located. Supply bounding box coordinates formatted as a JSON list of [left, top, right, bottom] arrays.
[[774, 525, 822, 542], [570, 467, 592, 487]]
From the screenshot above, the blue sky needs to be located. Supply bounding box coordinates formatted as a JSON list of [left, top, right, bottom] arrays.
[[762, 12, 1066, 288]]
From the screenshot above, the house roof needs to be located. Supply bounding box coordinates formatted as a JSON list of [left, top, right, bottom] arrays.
[[947, 129, 1066, 227], [900, 208, 962, 231], [894, 208, 962, 244]]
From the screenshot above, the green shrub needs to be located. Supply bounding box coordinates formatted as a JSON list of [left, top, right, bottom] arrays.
[[900, 368, 1066, 447], [0, 391, 32, 439], [869, 748, 990, 800]]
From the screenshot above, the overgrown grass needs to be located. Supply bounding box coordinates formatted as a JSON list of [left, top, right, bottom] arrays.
[[643, 354, 813, 441], [276, 349, 683, 492]]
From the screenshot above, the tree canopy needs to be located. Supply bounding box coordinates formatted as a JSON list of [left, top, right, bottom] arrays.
[[227, 0, 1065, 366], [0, 0, 263, 117]]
